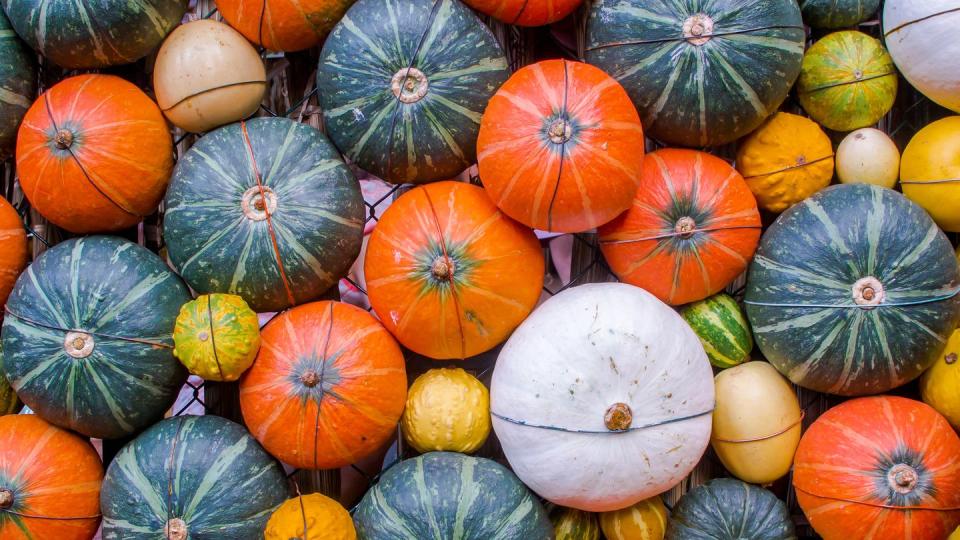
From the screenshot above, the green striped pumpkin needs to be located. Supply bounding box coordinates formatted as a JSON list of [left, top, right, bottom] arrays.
[[0, 236, 189, 439], [550, 506, 600, 540], [681, 293, 753, 369], [317, 0, 510, 184], [745, 184, 960, 396], [101, 415, 289, 539], [0, 9, 35, 159], [800, 0, 879, 29], [585, 0, 805, 147], [164, 118, 365, 313], [0, 343, 19, 416], [665, 479, 796, 539], [354, 452, 552, 539]]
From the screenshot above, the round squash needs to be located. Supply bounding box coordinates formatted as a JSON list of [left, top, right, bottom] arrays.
[[599, 149, 761, 306], [16, 74, 173, 233], [736, 112, 834, 214], [599, 497, 667, 540], [218, 0, 353, 51], [800, 0, 879, 28], [745, 184, 960, 396], [666, 478, 796, 539], [836, 127, 900, 188], [711, 361, 802, 485], [491, 283, 714, 512], [317, 0, 509, 184], [551, 506, 600, 540], [797, 31, 897, 132], [478, 59, 644, 233], [1, 236, 190, 439], [164, 117, 364, 313], [366, 182, 543, 359], [101, 415, 289, 539], [794, 396, 960, 540], [264, 493, 356, 540], [401, 368, 491, 454], [0, 343, 20, 415], [900, 116, 960, 232], [680, 293, 753, 369], [0, 9, 36, 159], [920, 329, 960, 430], [240, 301, 406, 469], [0, 414, 103, 539], [0, 196, 27, 311], [154, 20, 266, 133], [173, 294, 261, 382], [354, 452, 552, 539], [464, 0, 583, 26], [585, 0, 804, 147]]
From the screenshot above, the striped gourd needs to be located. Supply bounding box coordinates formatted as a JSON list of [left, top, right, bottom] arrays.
[[0, 343, 19, 416], [745, 184, 960, 396], [173, 294, 261, 382], [0, 236, 190, 439], [599, 497, 668, 540], [0, 9, 35, 158], [551, 506, 600, 540], [353, 452, 552, 540], [666, 479, 796, 539], [681, 293, 753, 369], [101, 415, 289, 539], [317, 0, 510, 184], [585, 0, 805, 147], [800, 0, 879, 29]]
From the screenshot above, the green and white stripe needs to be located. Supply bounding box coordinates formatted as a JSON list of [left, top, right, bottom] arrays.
[[681, 293, 753, 369], [0, 9, 36, 158]]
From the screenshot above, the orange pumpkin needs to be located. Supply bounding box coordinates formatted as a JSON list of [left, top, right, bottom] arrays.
[[599, 149, 761, 305], [365, 181, 544, 360], [217, 0, 354, 51], [463, 0, 583, 26], [239, 301, 407, 469], [15, 74, 173, 233], [478, 59, 644, 233], [794, 396, 960, 540], [0, 414, 103, 539], [0, 197, 26, 310]]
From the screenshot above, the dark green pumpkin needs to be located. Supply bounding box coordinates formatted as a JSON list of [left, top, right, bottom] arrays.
[[0, 236, 189, 439], [164, 118, 364, 313], [745, 184, 960, 396], [354, 452, 552, 539], [666, 478, 796, 539], [0, 9, 35, 159], [0, 343, 20, 415], [585, 0, 805, 147], [101, 415, 289, 539], [800, 0, 879, 29], [317, 0, 510, 184]]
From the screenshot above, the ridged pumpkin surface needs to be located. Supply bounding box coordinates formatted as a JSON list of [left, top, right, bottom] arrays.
[[265, 494, 356, 540], [900, 116, 960, 232], [599, 496, 667, 540], [920, 329, 960, 430], [800, 0, 879, 28], [666, 479, 796, 539], [463, 0, 583, 26], [0, 196, 27, 311], [173, 294, 261, 382], [0, 10, 36, 159], [552, 507, 600, 540], [218, 0, 353, 51], [401, 368, 491, 454], [680, 293, 753, 369]]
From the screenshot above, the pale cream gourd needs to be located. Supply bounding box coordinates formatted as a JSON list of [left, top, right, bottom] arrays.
[[836, 128, 900, 188], [884, 1, 960, 112]]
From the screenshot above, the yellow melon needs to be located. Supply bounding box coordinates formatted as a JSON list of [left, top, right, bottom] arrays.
[[921, 329, 960, 431], [901, 116, 960, 232]]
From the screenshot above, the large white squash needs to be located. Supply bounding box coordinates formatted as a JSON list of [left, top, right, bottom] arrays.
[[884, 1, 960, 112], [490, 283, 714, 512]]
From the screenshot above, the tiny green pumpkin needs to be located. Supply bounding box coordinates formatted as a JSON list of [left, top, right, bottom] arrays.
[[173, 294, 261, 382], [681, 293, 753, 369]]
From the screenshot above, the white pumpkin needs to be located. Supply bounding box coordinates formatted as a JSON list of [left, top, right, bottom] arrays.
[[490, 283, 714, 512], [884, 1, 960, 112], [836, 128, 900, 188]]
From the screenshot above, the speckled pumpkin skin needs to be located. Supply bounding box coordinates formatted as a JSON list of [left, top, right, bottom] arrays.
[[0, 10, 36, 159], [173, 294, 261, 382]]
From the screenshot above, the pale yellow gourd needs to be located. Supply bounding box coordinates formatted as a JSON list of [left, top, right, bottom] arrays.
[[921, 329, 960, 430], [401, 368, 490, 453], [836, 128, 900, 188]]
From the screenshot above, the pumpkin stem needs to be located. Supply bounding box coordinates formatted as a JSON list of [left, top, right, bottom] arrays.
[[682, 14, 714, 46], [54, 129, 74, 150], [300, 371, 320, 388], [241, 186, 277, 221], [852, 276, 884, 308], [391, 67, 429, 104], [0, 489, 13, 509], [604, 402, 633, 431], [63, 331, 94, 359], [674, 217, 697, 238], [431, 256, 455, 281], [888, 464, 918, 494], [548, 119, 573, 144], [165, 518, 188, 540]]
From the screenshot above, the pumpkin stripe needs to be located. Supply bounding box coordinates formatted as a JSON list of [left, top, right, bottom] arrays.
[[452, 457, 478, 538]]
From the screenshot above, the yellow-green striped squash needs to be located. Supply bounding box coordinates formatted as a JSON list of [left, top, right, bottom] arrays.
[[681, 293, 753, 369], [173, 294, 261, 382], [550, 506, 600, 540], [599, 496, 668, 540], [0, 9, 35, 159]]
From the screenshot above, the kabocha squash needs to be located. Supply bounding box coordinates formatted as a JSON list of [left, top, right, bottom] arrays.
[[920, 329, 960, 430], [264, 494, 356, 540], [599, 497, 667, 540], [477, 59, 644, 233], [317, 0, 509, 184], [745, 184, 960, 396], [0, 415, 103, 539], [464, 0, 583, 26], [240, 301, 406, 469], [353, 452, 552, 540], [1, 236, 190, 439], [401, 368, 491, 454], [365, 181, 543, 359], [491, 283, 714, 511], [680, 293, 753, 369], [164, 117, 364, 313], [0, 196, 26, 310], [599, 149, 761, 306], [837, 128, 900, 188], [16, 75, 173, 233], [218, 0, 353, 51], [794, 396, 960, 540], [585, 0, 804, 147], [551, 506, 600, 540], [101, 415, 289, 539], [800, 0, 879, 29], [0, 10, 36, 159], [900, 116, 960, 232], [173, 294, 261, 382], [666, 479, 796, 539], [0, 344, 19, 415]]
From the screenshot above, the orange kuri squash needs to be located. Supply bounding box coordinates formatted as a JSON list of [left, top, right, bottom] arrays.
[[217, 0, 353, 51], [0, 197, 26, 310], [463, 0, 583, 26]]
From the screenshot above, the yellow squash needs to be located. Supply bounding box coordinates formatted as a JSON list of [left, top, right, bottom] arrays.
[[901, 116, 960, 232], [401, 368, 490, 453], [921, 329, 960, 430], [950, 525, 960, 540], [264, 493, 356, 540], [599, 496, 667, 540], [172, 293, 261, 381]]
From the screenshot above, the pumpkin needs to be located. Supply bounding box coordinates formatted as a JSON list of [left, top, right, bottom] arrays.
[[16, 74, 173, 233], [490, 283, 714, 511], [316, 0, 509, 184], [477, 59, 644, 233], [264, 493, 356, 540], [465, 0, 582, 26], [599, 497, 667, 540], [0, 196, 26, 311], [0, 9, 36, 159], [101, 415, 289, 539], [164, 117, 364, 313], [0, 343, 19, 415], [900, 116, 960, 232], [599, 149, 761, 306], [794, 396, 960, 539], [353, 452, 553, 540], [666, 478, 796, 539], [0, 0, 185, 68], [953, 527, 960, 540], [680, 293, 753, 369], [585, 0, 805, 147], [551, 506, 600, 540], [797, 31, 897, 132], [837, 127, 900, 188], [401, 368, 491, 454], [365, 181, 543, 359], [173, 294, 261, 382], [0, 414, 103, 539], [153, 20, 266, 133], [711, 361, 802, 485], [218, 0, 353, 52], [240, 301, 406, 469], [736, 112, 834, 214], [800, 0, 880, 28], [920, 329, 960, 430], [1, 236, 190, 439], [745, 184, 960, 396]]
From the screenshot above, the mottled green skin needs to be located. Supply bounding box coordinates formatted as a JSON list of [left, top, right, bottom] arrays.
[[0, 343, 20, 415], [666, 479, 796, 539], [101, 415, 289, 539], [0, 236, 189, 439], [1, 0, 185, 68], [317, 0, 510, 184], [800, 0, 879, 29], [164, 118, 364, 313], [681, 293, 753, 369], [0, 9, 35, 159], [746, 185, 960, 396], [586, 0, 804, 147], [354, 452, 552, 540]]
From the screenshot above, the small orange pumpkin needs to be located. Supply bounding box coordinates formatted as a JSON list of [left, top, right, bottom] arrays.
[[463, 0, 583, 26], [0, 196, 26, 309], [217, 0, 354, 51]]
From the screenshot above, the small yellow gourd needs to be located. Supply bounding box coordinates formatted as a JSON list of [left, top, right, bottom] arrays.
[[599, 496, 667, 540], [900, 116, 960, 232], [836, 128, 900, 188], [264, 493, 356, 540], [401, 368, 490, 453], [172, 294, 261, 381], [921, 329, 960, 430]]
